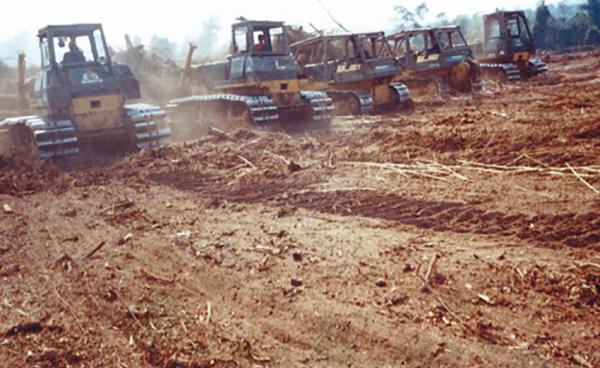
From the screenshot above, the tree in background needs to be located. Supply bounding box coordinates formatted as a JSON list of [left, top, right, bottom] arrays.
[[564, 12, 592, 46], [415, 3, 430, 23], [191, 17, 221, 58], [392, 0, 600, 51], [433, 12, 450, 27], [583, 0, 600, 27], [585, 26, 600, 44], [0, 59, 9, 73], [393, 2, 429, 30], [533, 1, 554, 49], [149, 36, 177, 60]]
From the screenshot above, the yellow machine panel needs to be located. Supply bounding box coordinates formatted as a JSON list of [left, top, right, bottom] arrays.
[[218, 79, 329, 100], [513, 52, 531, 62], [336, 64, 361, 73], [260, 79, 303, 93], [71, 95, 124, 131], [417, 54, 440, 63]]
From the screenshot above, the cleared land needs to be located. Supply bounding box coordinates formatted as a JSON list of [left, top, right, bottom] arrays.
[[0, 51, 599, 367]]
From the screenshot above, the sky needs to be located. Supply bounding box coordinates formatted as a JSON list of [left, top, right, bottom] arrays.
[[0, 0, 578, 64]]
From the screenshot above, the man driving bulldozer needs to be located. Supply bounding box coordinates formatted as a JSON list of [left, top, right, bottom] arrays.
[[426, 31, 442, 54], [255, 34, 266, 51], [254, 33, 271, 52], [62, 38, 86, 64]]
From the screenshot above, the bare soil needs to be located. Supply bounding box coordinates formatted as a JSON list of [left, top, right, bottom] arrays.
[[0, 51, 599, 367]]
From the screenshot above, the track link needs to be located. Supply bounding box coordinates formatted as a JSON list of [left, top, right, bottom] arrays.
[[472, 75, 484, 92], [125, 104, 172, 149], [328, 90, 374, 115], [300, 91, 334, 121], [168, 92, 333, 131], [389, 82, 413, 109], [529, 58, 548, 76], [168, 94, 279, 128], [0, 116, 79, 158], [481, 63, 521, 82]]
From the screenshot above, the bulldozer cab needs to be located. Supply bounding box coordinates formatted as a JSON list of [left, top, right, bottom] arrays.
[[386, 27, 473, 71], [290, 33, 400, 83], [34, 24, 140, 114], [482, 11, 534, 58], [228, 20, 298, 82], [38, 24, 115, 92], [42, 25, 109, 67]]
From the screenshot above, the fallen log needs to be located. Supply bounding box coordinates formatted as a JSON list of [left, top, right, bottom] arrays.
[[208, 126, 235, 141]]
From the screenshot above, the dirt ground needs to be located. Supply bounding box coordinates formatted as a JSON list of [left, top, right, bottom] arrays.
[[1, 51, 599, 368]]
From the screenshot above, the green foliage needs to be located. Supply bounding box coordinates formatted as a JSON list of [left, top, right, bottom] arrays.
[[582, 0, 600, 27], [393, 2, 429, 30], [533, 2, 553, 49], [191, 17, 221, 56], [539, 4, 596, 49], [433, 12, 450, 27], [392, 0, 600, 51], [530, 0, 600, 49], [585, 26, 600, 44], [149, 36, 177, 60]]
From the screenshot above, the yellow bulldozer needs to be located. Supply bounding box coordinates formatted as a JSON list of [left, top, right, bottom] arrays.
[[290, 32, 413, 115], [472, 11, 548, 82], [167, 19, 334, 136], [0, 24, 171, 159], [383, 26, 483, 96]]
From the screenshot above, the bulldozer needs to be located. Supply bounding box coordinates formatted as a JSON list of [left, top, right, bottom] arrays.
[[167, 20, 334, 134], [473, 10, 548, 82], [289, 32, 413, 115], [0, 24, 171, 159], [383, 26, 483, 96]]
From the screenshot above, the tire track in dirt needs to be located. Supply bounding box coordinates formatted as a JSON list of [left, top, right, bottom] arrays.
[[280, 191, 600, 249], [144, 167, 600, 250]]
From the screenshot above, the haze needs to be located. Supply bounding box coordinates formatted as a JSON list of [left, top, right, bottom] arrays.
[[0, 0, 576, 65]]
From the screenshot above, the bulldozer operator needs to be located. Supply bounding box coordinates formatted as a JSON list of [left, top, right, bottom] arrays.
[[255, 33, 271, 52], [62, 38, 86, 64], [426, 31, 442, 54]]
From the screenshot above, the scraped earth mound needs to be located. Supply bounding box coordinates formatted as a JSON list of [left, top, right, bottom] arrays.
[[0, 51, 599, 367]]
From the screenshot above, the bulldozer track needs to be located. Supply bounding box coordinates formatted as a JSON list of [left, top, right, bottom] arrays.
[[328, 90, 374, 115], [168, 94, 279, 128], [389, 82, 413, 109], [168, 92, 333, 132], [327, 83, 411, 116], [472, 76, 484, 92], [125, 104, 172, 149], [300, 91, 334, 121], [481, 63, 522, 82], [0, 116, 79, 158], [0, 105, 171, 159], [529, 58, 548, 76]]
